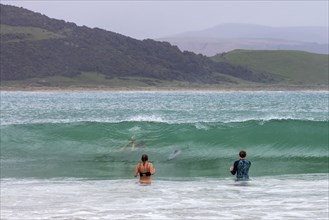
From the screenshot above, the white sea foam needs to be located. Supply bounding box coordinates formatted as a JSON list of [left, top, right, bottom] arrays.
[[194, 122, 209, 130], [128, 115, 166, 122], [1, 174, 328, 220]]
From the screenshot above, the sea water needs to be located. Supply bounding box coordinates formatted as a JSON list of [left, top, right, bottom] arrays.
[[1, 91, 328, 219]]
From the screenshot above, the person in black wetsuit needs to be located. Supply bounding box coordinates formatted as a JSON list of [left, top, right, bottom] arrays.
[[134, 154, 156, 184], [230, 150, 251, 181]]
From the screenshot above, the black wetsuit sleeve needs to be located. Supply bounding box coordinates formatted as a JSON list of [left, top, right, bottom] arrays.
[[230, 160, 239, 175]]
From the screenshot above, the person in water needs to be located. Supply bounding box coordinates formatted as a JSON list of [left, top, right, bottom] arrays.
[[120, 139, 136, 151], [230, 150, 251, 181], [134, 154, 156, 184], [121, 139, 145, 151]]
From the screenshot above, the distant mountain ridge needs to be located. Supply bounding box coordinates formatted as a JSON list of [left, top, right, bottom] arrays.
[[175, 23, 328, 43], [158, 23, 328, 56]]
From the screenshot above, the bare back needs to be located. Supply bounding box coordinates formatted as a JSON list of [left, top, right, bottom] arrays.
[[134, 162, 155, 184]]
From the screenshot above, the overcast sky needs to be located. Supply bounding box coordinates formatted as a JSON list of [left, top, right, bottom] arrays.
[[2, 1, 328, 39]]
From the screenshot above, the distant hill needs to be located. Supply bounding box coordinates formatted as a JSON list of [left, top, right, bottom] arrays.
[[174, 23, 328, 43], [212, 50, 328, 85], [158, 37, 328, 56], [0, 5, 328, 89], [1, 4, 275, 87], [158, 23, 328, 56]]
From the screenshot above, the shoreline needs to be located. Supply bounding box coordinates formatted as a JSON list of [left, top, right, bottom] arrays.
[[1, 85, 328, 92]]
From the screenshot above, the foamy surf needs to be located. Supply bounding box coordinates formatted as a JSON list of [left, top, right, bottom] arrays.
[[1, 174, 328, 220]]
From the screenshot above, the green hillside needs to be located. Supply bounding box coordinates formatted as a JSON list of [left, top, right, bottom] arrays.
[[0, 24, 65, 41], [212, 50, 329, 85]]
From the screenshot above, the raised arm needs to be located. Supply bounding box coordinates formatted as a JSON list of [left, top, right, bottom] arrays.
[[149, 163, 156, 175], [134, 163, 140, 177]]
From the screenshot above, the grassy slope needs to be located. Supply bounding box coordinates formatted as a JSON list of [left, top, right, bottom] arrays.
[[212, 50, 329, 84], [0, 24, 64, 41], [0, 72, 213, 89]]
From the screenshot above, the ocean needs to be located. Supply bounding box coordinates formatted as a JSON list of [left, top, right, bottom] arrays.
[[1, 91, 328, 219]]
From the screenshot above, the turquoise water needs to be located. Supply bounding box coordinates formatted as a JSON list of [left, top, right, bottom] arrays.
[[1, 91, 328, 179], [1, 91, 328, 219]]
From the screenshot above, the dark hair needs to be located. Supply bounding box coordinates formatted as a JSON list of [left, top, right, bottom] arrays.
[[239, 150, 247, 158], [141, 154, 148, 162]]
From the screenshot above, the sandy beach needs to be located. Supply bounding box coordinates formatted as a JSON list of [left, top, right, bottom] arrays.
[[1, 84, 328, 92]]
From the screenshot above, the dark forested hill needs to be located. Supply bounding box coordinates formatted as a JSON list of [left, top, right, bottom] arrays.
[[0, 4, 327, 89], [1, 4, 265, 85]]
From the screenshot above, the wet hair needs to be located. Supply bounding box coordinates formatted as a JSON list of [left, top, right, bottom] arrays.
[[239, 150, 247, 158], [141, 154, 148, 162]]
